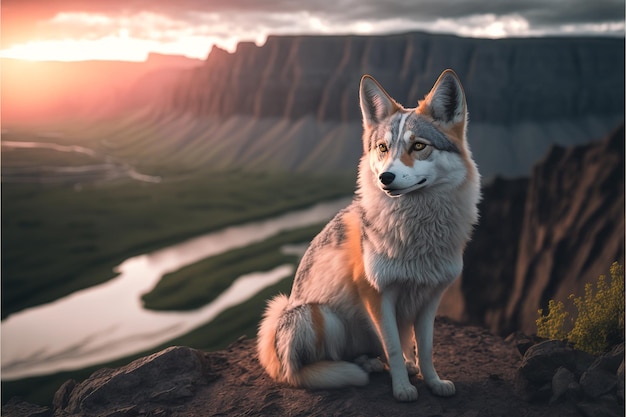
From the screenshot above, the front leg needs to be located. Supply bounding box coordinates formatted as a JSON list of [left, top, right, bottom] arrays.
[[414, 293, 455, 397], [399, 321, 419, 376], [373, 289, 418, 402]]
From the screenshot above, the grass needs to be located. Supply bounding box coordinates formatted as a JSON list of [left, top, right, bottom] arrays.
[[2, 170, 354, 318]]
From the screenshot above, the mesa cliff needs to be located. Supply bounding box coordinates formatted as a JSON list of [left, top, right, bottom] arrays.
[[147, 32, 626, 178], [165, 33, 623, 124]]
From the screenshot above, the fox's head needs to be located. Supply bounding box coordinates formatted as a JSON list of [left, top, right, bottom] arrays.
[[359, 69, 475, 197]]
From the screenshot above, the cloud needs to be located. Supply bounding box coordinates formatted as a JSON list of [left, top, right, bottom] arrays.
[[1, 0, 624, 40], [171, 0, 624, 27], [1, 0, 623, 60]]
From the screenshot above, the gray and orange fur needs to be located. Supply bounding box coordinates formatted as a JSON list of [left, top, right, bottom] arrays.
[[257, 69, 480, 402]]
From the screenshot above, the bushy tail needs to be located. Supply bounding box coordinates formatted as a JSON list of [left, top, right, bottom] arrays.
[[291, 360, 369, 389], [257, 294, 290, 380], [257, 295, 369, 388]]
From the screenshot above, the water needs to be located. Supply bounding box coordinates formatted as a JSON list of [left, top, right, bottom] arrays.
[[1, 140, 162, 184], [1, 197, 351, 380]]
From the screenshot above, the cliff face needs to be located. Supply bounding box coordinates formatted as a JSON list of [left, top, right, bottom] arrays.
[[166, 33, 624, 124], [506, 124, 625, 334], [458, 125, 625, 335], [459, 176, 529, 330]]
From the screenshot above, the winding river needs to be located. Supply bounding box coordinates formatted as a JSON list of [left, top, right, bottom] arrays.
[[1, 140, 162, 184], [1, 197, 351, 380]]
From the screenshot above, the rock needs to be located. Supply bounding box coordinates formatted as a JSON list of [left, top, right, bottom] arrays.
[[577, 401, 623, 417], [617, 360, 624, 402], [516, 340, 578, 402], [56, 346, 212, 417], [52, 380, 75, 411], [580, 368, 618, 399], [580, 357, 618, 398], [515, 340, 625, 414], [578, 344, 624, 400], [518, 340, 576, 383], [550, 367, 578, 404], [573, 349, 596, 377], [460, 177, 528, 334], [1, 398, 51, 417], [452, 124, 625, 336], [592, 343, 624, 374]]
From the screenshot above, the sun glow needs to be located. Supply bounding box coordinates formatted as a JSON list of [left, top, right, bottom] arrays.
[[1, 37, 146, 62], [0, 34, 219, 62], [0, 11, 217, 62]]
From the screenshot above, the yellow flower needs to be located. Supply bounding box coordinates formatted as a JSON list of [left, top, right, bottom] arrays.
[[536, 262, 624, 355]]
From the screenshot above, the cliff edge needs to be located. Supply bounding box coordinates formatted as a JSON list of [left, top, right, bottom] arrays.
[[4, 319, 588, 417]]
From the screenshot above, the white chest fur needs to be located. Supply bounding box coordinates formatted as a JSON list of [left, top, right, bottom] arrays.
[[359, 176, 478, 293]]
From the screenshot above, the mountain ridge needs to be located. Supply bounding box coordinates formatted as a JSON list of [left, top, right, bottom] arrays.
[[165, 31, 624, 124], [142, 31, 624, 177]]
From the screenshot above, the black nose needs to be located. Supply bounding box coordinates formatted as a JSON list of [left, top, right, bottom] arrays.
[[379, 172, 395, 186]]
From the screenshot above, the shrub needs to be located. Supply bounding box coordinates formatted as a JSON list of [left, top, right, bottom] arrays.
[[536, 262, 625, 355]]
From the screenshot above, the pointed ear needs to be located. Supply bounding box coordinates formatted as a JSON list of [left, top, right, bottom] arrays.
[[421, 69, 466, 126], [359, 75, 399, 128]]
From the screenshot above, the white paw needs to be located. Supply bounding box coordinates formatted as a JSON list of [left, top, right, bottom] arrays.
[[427, 379, 455, 397], [405, 360, 419, 376], [355, 355, 385, 373], [393, 383, 418, 402], [354, 355, 385, 373]]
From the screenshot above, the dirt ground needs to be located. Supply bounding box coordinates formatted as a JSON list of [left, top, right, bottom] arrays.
[[178, 317, 583, 417]]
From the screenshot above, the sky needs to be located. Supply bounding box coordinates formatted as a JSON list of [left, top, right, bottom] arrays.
[[1, 0, 624, 61]]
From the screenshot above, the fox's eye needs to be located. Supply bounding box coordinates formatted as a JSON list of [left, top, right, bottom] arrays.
[[412, 142, 427, 152], [378, 143, 388, 153]]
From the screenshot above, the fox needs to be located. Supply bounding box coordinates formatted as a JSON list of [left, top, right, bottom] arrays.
[[257, 69, 480, 402]]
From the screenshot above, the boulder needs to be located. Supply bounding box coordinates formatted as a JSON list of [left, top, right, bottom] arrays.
[[579, 367, 618, 400], [56, 346, 213, 417], [516, 338, 624, 416], [550, 367, 579, 404], [518, 340, 576, 383]]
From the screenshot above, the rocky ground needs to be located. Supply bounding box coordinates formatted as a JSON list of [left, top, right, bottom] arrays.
[[9, 317, 623, 417]]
